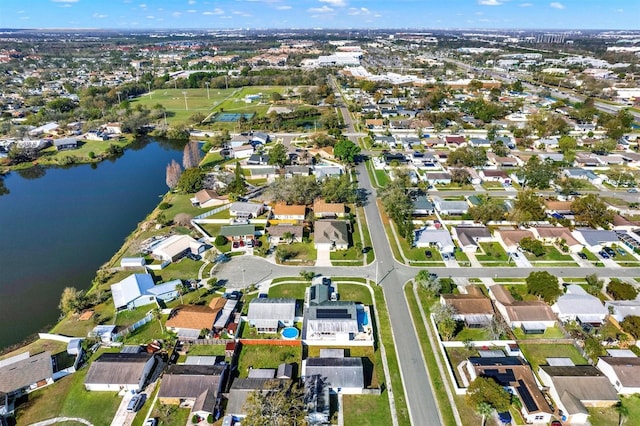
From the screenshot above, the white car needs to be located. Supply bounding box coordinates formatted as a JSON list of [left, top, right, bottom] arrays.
[[144, 419, 158, 426]]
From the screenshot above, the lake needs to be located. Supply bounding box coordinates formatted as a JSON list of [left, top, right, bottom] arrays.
[[0, 138, 184, 350]]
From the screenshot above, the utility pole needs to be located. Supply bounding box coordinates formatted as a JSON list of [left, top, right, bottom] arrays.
[[224, 75, 228, 90], [205, 81, 210, 99], [147, 82, 152, 99], [182, 91, 188, 111], [116, 91, 121, 104]]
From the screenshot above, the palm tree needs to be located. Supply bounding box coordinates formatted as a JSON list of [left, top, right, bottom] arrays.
[[153, 308, 164, 334], [175, 283, 185, 304], [616, 402, 629, 426], [476, 402, 493, 426]]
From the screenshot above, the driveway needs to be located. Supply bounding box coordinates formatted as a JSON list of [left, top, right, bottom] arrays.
[[315, 247, 331, 266]]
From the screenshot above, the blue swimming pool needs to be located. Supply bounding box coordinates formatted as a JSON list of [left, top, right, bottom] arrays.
[[281, 327, 299, 340], [357, 310, 369, 326]]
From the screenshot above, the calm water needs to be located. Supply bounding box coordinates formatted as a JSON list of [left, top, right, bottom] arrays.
[[0, 138, 184, 350]]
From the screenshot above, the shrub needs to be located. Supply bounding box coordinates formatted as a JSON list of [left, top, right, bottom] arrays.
[[608, 279, 638, 300], [158, 202, 171, 210], [214, 235, 227, 246], [88, 151, 95, 159]]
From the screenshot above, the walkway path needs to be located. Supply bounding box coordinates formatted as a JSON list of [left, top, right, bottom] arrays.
[[30, 418, 93, 426]]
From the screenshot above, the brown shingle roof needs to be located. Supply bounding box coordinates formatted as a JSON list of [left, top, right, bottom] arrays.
[[497, 229, 534, 246], [166, 298, 226, 331], [313, 199, 346, 215], [535, 226, 581, 246], [544, 200, 573, 211], [273, 203, 306, 217], [441, 294, 494, 315]]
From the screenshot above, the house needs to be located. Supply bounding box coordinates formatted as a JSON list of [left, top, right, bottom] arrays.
[[246, 298, 297, 333], [267, 223, 304, 244], [382, 152, 408, 165], [313, 199, 346, 218], [0, 351, 54, 412], [544, 200, 573, 215], [273, 203, 306, 221], [284, 165, 311, 178], [412, 195, 435, 216], [53, 137, 78, 151], [304, 302, 371, 344], [313, 164, 343, 180], [596, 356, 640, 395], [213, 299, 239, 332], [110, 273, 156, 310], [467, 355, 553, 424], [226, 378, 291, 417], [469, 138, 492, 148], [250, 132, 270, 145], [564, 168, 603, 185], [191, 189, 227, 208], [572, 229, 620, 252], [494, 229, 535, 252], [84, 353, 158, 392], [165, 297, 228, 340], [308, 283, 331, 306], [303, 356, 365, 394], [151, 235, 205, 263], [445, 135, 466, 146], [120, 257, 146, 269], [538, 365, 619, 424], [424, 172, 452, 185], [604, 299, 640, 322], [487, 153, 518, 167], [105, 122, 122, 134], [413, 228, 455, 254], [365, 119, 384, 129], [452, 226, 492, 252], [219, 224, 256, 243], [314, 220, 350, 251], [488, 285, 556, 333], [29, 122, 59, 136], [88, 325, 117, 343], [247, 153, 270, 165], [232, 145, 254, 159], [440, 287, 494, 327], [480, 169, 511, 184], [158, 364, 227, 418], [533, 226, 583, 253], [552, 285, 608, 325], [229, 202, 264, 219], [431, 197, 468, 215]]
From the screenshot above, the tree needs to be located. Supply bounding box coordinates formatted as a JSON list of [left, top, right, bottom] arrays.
[[320, 174, 357, 204], [468, 197, 506, 224], [333, 139, 361, 164], [516, 155, 558, 189], [175, 283, 185, 305], [447, 146, 487, 168], [466, 376, 511, 413], [484, 316, 509, 340], [227, 162, 247, 198], [176, 168, 203, 193], [509, 189, 546, 225], [556, 177, 582, 197], [214, 235, 228, 247], [526, 271, 561, 304], [616, 401, 629, 426], [166, 160, 182, 189], [268, 143, 288, 168], [299, 270, 315, 281], [571, 194, 614, 229], [608, 279, 638, 301], [182, 141, 202, 169], [378, 181, 414, 243], [415, 270, 441, 296], [268, 175, 321, 205], [585, 273, 604, 296], [476, 401, 493, 426], [558, 135, 577, 162], [519, 237, 546, 257], [59, 287, 85, 315], [450, 168, 470, 185], [153, 308, 164, 333], [432, 303, 458, 341], [620, 316, 640, 339], [242, 380, 306, 426]]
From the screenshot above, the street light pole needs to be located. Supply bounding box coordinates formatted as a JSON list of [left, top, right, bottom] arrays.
[[205, 82, 210, 99], [182, 91, 188, 111], [147, 82, 152, 99]]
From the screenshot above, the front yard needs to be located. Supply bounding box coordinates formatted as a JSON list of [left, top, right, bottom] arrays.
[[475, 242, 512, 266]]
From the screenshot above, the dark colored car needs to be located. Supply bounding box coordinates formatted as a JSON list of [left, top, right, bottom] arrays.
[[577, 252, 588, 260], [599, 251, 610, 259], [603, 247, 616, 257]]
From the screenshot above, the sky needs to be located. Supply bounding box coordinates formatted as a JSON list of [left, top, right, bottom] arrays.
[[0, 0, 638, 31]]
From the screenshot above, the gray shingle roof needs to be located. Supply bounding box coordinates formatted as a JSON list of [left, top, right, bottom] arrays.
[[304, 357, 364, 389], [247, 298, 296, 322], [0, 352, 53, 393], [84, 353, 154, 386]]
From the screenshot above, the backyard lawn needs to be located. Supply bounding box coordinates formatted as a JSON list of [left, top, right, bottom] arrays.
[[519, 343, 587, 372], [337, 283, 373, 305], [236, 344, 302, 378], [342, 394, 392, 426], [512, 326, 565, 340], [151, 258, 202, 282]]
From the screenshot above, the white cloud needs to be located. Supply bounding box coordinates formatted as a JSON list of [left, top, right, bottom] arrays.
[[51, 0, 79, 3], [17, 10, 25, 13], [615, 8, 623, 12], [550, 2, 565, 9], [139, 3, 147, 9], [478, 0, 503, 5], [92, 12, 108, 18], [276, 5, 292, 10], [146, 15, 155, 19], [187, 9, 197, 13], [348, 7, 370, 15], [172, 11, 183, 17], [519, 2, 533, 6], [59, 4, 73, 7], [308, 5, 333, 13], [319, 0, 346, 7], [203, 8, 224, 15], [20, 16, 30, 20], [188, 0, 196, 4]]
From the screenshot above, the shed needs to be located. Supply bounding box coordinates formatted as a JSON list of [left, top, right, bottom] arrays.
[[120, 257, 146, 269]]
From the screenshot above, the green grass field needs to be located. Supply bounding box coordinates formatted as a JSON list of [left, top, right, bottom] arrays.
[[131, 86, 287, 126]]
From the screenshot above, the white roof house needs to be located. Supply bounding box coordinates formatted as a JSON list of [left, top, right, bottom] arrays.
[[304, 302, 371, 344], [229, 202, 264, 218], [111, 274, 156, 310], [604, 299, 640, 322], [572, 229, 620, 251], [246, 298, 296, 333], [551, 285, 608, 325], [413, 228, 455, 253], [151, 235, 205, 262], [431, 197, 468, 215]]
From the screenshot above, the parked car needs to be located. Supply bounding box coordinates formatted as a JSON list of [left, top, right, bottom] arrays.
[[428, 273, 438, 280], [442, 253, 449, 260], [497, 411, 512, 425], [550, 421, 562, 426], [627, 188, 638, 193], [577, 252, 588, 260], [127, 394, 145, 413], [512, 252, 519, 259], [599, 251, 610, 259], [617, 248, 626, 255], [603, 247, 616, 257], [232, 241, 239, 249], [144, 419, 158, 426], [425, 250, 432, 258]]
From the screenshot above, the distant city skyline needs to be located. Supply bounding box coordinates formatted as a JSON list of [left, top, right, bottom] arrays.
[[0, 0, 638, 31]]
